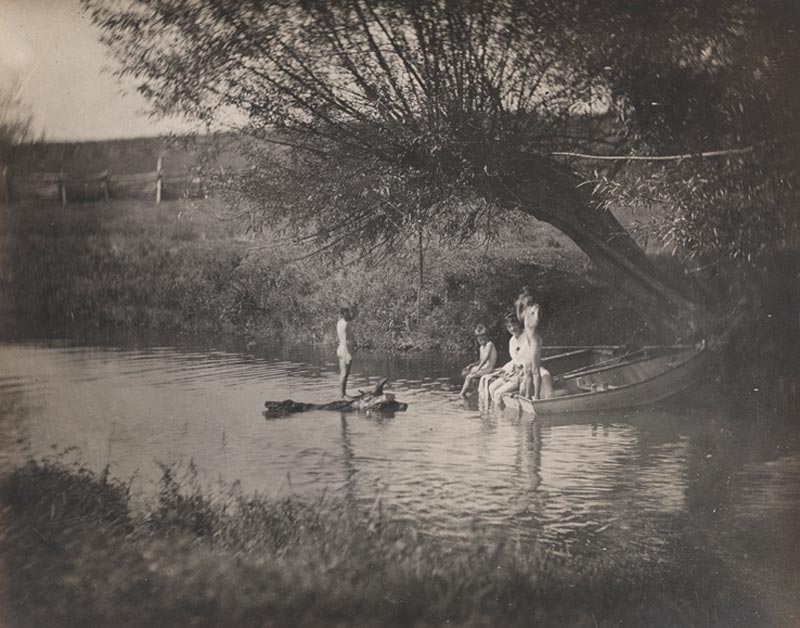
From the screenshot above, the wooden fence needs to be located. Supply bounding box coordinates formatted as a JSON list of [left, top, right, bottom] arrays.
[[4, 157, 206, 205]]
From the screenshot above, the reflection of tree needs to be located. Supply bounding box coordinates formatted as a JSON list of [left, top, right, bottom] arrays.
[[682, 414, 795, 518], [679, 413, 800, 622]]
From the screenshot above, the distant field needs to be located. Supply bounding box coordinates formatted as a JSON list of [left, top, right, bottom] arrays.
[[7, 135, 232, 205], [10, 135, 245, 177], [8, 133, 668, 244], [8, 134, 663, 244]]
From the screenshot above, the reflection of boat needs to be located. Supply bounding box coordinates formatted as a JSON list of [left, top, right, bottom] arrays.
[[502, 345, 711, 415]]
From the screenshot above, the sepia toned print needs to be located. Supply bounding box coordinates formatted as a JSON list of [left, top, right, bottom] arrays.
[[1, 1, 798, 627]]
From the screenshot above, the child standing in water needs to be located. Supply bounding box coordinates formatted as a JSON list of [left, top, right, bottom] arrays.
[[337, 305, 356, 399], [460, 324, 498, 397]]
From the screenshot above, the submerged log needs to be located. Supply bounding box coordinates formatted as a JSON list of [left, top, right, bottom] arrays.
[[264, 378, 408, 418]]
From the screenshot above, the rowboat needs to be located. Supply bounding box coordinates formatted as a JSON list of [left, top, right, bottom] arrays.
[[501, 344, 711, 415]]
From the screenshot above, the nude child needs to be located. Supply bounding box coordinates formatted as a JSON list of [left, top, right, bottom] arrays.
[[516, 290, 542, 400], [337, 305, 356, 399], [459, 324, 498, 397]]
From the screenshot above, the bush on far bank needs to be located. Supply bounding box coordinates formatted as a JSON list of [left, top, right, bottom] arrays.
[[1, 198, 652, 352]]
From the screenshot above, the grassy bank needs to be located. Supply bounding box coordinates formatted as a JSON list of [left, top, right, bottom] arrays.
[[1, 460, 762, 628], [0, 198, 650, 351]]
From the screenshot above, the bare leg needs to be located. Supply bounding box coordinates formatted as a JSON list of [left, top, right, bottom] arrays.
[[459, 375, 474, 397], [532, 370, 542, 400], [339, 358, 352, 398], [520, 367, 534, 398], [488, 377, 505, 402], [478, 373, 495, 398], [491, 378, 518, 403]]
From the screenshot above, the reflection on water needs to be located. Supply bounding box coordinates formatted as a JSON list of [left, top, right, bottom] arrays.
[[1, 336, 799, 600]]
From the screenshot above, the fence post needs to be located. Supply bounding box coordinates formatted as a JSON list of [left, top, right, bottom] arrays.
[[155, 156, 163, 204], [58, 169, 67, 206]]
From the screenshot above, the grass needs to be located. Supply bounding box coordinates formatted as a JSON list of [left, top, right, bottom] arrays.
[[0, 197, 651, 352], [1, 459, 764, 628]]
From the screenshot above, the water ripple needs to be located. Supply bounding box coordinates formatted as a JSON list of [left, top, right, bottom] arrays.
[[0, 338, 798, 571]]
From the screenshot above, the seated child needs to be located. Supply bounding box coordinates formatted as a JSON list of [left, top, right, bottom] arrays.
[[460, 324, 498, 397], [488, 314, 527, 403]]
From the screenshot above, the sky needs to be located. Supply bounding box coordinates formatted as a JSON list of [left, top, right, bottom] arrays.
[[0, 0, 195, 141]]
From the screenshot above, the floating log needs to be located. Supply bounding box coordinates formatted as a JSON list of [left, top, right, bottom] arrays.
[[264, 378, 407, 418]]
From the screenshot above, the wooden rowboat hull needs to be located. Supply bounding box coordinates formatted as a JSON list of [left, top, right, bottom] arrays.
[[502, 346, 711, 415]]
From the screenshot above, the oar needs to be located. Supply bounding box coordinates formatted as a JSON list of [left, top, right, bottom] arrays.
[[542, 343, 694, 352], [556, 347, 648, 381], [543, 345, 625, 351]]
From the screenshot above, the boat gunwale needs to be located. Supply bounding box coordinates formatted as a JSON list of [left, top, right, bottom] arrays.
[[504, 346, 708, 413]]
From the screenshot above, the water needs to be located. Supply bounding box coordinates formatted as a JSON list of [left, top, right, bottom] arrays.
[[1, 334, 799, 611]]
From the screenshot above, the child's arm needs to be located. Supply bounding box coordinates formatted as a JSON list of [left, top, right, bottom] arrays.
[[345, 320, 353, 351], [461, 360, 479, 376], [531, 342, 542, 400], [515, 297, 525, 323], [529, 304, 540, 328], [337, 318, 348, 346]]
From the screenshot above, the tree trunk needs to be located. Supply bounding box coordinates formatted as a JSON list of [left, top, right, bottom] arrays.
[[416, 221, 424, 322], [484, 153, 716, 339]]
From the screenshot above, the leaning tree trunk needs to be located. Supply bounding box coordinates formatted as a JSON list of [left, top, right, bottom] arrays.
[[483, 152, 716, 339]]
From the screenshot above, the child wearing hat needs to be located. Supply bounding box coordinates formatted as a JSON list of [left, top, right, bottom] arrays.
[[459, 324, 498, 397]]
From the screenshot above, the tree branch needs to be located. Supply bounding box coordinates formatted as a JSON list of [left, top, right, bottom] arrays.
[[551, 145, 757, 162]]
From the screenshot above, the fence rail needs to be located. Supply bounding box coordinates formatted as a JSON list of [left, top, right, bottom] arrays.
[[3, 156, 206, 205]]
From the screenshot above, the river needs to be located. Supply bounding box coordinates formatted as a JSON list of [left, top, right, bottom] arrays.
[[1, 333, 799, 617]]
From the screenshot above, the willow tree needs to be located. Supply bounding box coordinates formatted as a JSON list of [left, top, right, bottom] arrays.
[[84, 0, 799, 338], [1, 83, 37, 200]]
